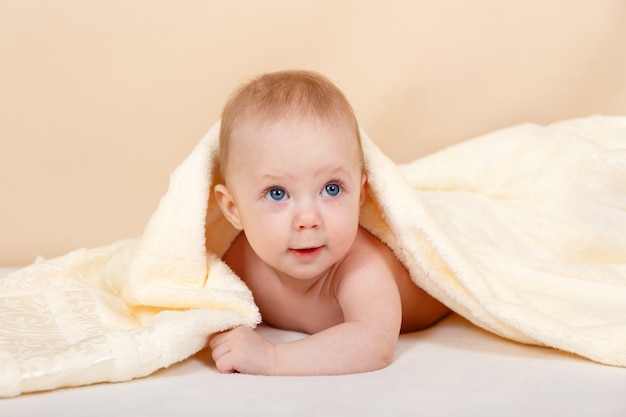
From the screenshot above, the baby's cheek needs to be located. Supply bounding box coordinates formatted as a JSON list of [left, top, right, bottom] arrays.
[[246, 223, 284, 254]]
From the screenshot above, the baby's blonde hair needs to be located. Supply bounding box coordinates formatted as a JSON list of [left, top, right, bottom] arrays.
[[218, 70, 363, 179]]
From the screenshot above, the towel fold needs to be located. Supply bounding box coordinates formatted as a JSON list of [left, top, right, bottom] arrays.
[[1, 115, 625, 397]]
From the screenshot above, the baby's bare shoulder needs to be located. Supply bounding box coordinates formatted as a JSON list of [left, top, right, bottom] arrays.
[[336, 227, 405, 286], [348, 227, 400, 265]]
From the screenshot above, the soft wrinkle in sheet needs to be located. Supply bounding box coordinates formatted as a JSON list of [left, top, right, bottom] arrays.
[[1, 115, 625, 397]]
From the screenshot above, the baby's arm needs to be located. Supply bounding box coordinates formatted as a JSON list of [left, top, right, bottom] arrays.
[[210, 256, 403, 375]]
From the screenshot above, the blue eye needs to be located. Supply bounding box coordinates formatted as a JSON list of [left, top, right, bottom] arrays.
[[321, 182, 342, 198], [265, 187, 287, 201]]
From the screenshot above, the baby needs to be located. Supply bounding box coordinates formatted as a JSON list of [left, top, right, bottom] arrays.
[[210, 70, 449, 375]]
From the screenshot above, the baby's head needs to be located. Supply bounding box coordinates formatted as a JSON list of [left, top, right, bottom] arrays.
[[218, 70, 363, 183], [214, 71, 367, 280]]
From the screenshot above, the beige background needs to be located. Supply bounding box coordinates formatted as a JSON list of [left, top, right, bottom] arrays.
[[1, 0, 625, 266]]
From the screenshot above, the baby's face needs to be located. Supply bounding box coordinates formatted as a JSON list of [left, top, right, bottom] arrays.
[[223, 116, 365, 282]]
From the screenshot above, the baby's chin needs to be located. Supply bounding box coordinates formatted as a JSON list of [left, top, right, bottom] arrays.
[[273, 262, 335, 283]]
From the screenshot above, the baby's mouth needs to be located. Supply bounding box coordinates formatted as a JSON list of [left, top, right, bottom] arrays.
[[289, 246, 324, 258]]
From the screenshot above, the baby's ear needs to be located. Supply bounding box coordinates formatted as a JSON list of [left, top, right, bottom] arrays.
[[359, 173, 368, 207], [214, 184, 243, 230]]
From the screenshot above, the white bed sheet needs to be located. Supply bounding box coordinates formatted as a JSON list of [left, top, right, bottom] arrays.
[[1, 267, 625, 416]]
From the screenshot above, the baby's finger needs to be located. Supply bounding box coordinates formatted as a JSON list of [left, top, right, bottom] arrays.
[[210, 340, 231, 369], [209, 331, 228, 350], [213, 348, 238, 373]]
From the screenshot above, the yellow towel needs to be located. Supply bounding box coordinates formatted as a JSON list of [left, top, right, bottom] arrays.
[[1, 115, 625, 397]]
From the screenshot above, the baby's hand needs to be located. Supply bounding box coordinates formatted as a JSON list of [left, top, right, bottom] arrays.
[[209, 326, 277, 374]]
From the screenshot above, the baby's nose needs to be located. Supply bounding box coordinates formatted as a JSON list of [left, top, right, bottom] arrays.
[[293, 202, 322, 230]]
